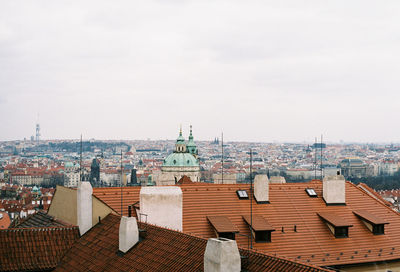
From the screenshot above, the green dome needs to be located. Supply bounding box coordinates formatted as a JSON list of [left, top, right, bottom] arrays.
[[65, 162, 74, 168], [163, 153, 199, 167]]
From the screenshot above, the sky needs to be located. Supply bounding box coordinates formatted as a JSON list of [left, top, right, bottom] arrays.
[[1, 1, 400, 143]]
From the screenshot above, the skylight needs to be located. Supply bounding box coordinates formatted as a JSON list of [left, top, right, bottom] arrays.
[[305, 188, 317, 197], [236, 190, 249, 199]]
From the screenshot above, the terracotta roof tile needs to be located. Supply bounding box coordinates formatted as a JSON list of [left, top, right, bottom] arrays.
[[0, 226, 79, 271], [55, 214, 332, 272]]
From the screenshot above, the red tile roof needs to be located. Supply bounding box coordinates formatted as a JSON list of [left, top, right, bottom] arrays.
[[93, 181, 400, 267], [0, 226, 79, 271], [54, 213, 332, 272]]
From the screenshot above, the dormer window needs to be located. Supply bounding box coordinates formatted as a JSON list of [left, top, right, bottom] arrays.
[[207, 215, 239, 240], [317, 212, 353, 238], [353, 210, 389, 235], [243, 215, 275, 243]]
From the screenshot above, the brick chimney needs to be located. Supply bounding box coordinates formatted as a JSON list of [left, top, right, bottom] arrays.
[[119, 216, 139, 253], [254, 175, 269, 203], [323, 175, 346, 205], [204, 238, 241, 272], [77, 181, 93, 235], [140, 186, 182, 231]]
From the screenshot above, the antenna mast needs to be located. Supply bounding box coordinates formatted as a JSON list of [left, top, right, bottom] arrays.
[[250, 148, 253, 249], [320, 134, 323, 179], [314, 137, 317, 180], [221, 132, 224, 184], [121, 150, 123, 216], [79, 135, 82, 183]]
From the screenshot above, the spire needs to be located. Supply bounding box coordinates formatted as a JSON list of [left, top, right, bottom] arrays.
[[179, 124, 182, 136], [189, 125, 193, 141]]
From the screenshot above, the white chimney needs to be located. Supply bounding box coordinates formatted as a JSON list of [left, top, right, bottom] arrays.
[[140, 186, 182, 231], [323, 175, 346, 205], [77, 181, 93, 235], [204, 238, 241, 272], [119, 216, 139, 253], [254, 174, 269, 203]]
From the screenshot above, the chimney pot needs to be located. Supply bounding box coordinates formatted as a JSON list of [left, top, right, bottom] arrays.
[[323, 175, 346, 205], [254, 175, 269, 203], [119, 216, 139, 253], [77, 181, 93, 235], [204, 238, 241, 272]]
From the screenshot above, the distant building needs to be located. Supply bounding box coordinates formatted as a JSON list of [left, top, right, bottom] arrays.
[[158, 126, 200, 185], [339, 157, 368, 178], [89, 158, 100, 186]]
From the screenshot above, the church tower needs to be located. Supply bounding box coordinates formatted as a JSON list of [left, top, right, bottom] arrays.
[[187, 125, 198, 159]]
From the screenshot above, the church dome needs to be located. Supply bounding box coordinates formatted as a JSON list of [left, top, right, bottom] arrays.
[[163, 153, 199, 167]]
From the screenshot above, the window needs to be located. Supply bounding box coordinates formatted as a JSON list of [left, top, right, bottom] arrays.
[[219, 232, 236, 240], [236, 190, 249, 199], [305, 188, 317, 197], [373, 224, 385, 235], [255, 230, 272, 243], [334, 227, 349, 238]]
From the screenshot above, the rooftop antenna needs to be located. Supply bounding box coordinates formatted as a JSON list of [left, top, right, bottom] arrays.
[[320, 134, 323, 179], [314, 137, 317, 180], [120, 150, 123, 216], [221, 132, 224, 184], [79, 134, 82, 183], [250, 148, 253, 249]]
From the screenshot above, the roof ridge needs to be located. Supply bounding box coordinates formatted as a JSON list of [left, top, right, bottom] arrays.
[[4, 226, 79, 232]]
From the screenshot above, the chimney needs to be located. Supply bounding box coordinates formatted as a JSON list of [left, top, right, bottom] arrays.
[[119, 216, 139, 253], [254, 174, 269, 203], [140, 186, 182, 231], [204, 238, 241, 272], [323, 175, 346, 205], [77, 181, 93, 235]]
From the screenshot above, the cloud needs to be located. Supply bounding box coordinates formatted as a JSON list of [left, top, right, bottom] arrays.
[[0, 0, 400, 142]]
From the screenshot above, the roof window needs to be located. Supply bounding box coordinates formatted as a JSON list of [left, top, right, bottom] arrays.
[[236, 190, 249, 199], [207, 216, 239, 240], [318, 212, 353, 238], [353, 210, 389, 235], [305, 188, 317, 197], [242, 215, 275, 243]]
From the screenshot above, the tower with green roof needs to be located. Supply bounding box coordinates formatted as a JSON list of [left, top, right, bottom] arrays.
[[159, 126, 200, 185]]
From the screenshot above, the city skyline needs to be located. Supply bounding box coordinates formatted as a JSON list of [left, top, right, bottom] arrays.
[[1, 1, 400, 142]]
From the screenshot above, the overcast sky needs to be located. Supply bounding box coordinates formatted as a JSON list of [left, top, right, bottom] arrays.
[[1, 1, 400, 143]]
